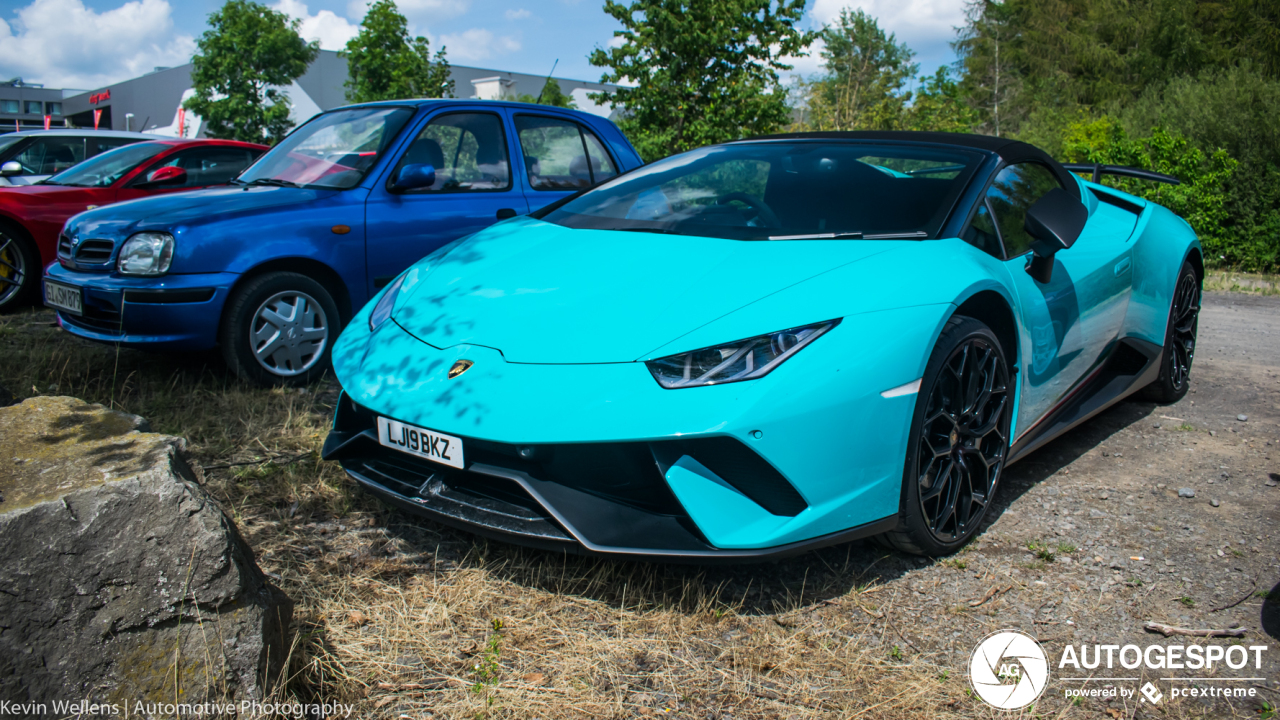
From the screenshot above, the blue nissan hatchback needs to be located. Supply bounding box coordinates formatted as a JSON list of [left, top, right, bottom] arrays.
[[44, 100, 642, 385]]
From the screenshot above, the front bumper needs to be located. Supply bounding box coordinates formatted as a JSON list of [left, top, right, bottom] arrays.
[[322, 394, 896, 561], [43, 263, 236, 351]]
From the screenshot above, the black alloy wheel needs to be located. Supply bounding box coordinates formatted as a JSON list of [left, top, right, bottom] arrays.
[[878, 316, 1012, 556], [1141, 261, 1200, 404]]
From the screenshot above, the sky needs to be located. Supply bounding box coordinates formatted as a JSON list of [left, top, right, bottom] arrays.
[[0, 0, 967, 92]]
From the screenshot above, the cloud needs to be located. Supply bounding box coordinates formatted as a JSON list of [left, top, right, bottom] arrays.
[[504, 8, 531, 20], [0, 0, 195, 89], [273, 0, 359, 51], [808, 0, 966, 52], [438, 28, 520, 62]]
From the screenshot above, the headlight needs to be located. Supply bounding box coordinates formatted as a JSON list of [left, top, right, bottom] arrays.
[[117, 232, 174, 276], [368, 273, 406, 331], [645, 319, 840, 389]]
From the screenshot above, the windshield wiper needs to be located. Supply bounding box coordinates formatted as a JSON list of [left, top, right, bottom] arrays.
[[767, 231, 928, 241], [243, 178, 302, 188], [612, 227, 679, 235]]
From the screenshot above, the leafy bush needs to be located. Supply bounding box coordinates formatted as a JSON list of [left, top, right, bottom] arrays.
[[1058, 117, 1280, 271]]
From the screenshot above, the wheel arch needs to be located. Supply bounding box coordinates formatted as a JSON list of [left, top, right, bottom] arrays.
[[228, 257, 353, 326], [951, 288, 1020, 372]]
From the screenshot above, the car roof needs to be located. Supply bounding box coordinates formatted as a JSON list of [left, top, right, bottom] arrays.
[[328, 98, 605, 118], [131, 138, 270, 150], [1, 129, 155, 139], [744, 130, 1078, 191]]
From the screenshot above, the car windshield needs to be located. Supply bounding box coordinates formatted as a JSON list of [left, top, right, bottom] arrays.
[[236, 106, 415, 190], [42, 142, 169, 187], [539, 141, 985, 240]]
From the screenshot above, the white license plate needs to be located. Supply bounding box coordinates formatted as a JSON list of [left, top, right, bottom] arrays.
[[377, 416, 464, 469], [44, 280, 83, 315]]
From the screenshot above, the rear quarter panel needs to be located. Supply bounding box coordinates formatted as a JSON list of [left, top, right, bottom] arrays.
[[1122, 199, 1202, 347]]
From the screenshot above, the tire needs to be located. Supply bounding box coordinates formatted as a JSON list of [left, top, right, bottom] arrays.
[[0, 222, 40, 311], [876, 316, 1013, 556], [1139, 260, 1200, 404], [219, 271, 340, 387]]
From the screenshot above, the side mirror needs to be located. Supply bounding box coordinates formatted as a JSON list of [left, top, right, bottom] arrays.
[[0, 161, 22, 176], [139, 165, 187, 188], [1024, 188, 1087, 283], [390, 163, 436, 193]]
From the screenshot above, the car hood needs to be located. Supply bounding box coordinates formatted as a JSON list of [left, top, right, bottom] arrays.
[[392, 217, 895, 363], [67, 184, 341, 238]]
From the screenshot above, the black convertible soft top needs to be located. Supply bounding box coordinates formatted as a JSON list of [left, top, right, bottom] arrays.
[[744, 130, 1080, 196]]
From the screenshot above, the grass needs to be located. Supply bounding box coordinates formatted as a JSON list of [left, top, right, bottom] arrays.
[[1204, 270, 1280, 295], [1177, 596, 1196, 608], [1027, 540, 1056, 563]]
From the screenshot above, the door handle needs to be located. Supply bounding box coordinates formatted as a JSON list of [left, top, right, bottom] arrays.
[[496, 208, 517, 220], [1114, 257, 1132, 276]]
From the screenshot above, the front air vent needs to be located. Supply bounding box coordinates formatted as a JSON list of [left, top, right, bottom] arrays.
[[57, 234, 72, 259], [74, 239, 115, 264]]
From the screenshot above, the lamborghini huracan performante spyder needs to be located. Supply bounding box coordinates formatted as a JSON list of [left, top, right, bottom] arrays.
[[322, 131, 1201, 559]]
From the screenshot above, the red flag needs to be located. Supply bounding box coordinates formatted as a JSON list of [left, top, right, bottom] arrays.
[[93, 109, 102, 129], [43, 115, 51, 130], [177, 107, 186, 137]]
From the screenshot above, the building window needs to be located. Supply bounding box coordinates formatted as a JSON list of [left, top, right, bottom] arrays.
[[24, 101, 42, 115], [47, 102, 62, 116], [0, 100, 18, 114]]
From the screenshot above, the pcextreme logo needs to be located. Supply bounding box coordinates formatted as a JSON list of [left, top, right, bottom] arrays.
[[969, 630, 1051, 710]]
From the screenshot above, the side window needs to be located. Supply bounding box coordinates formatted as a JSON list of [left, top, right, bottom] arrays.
[[962, 201, 1004, 259], [394, 112, 511, 193], [515, 115, 617, 190], [88, 138, 141, 158], [985, 162, 1062, 257], [142, 148, 261, 188], [13, 137, 86, 175]]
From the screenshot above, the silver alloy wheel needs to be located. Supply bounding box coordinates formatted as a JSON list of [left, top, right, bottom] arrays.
[[249, 290, 329, 377], [0, 232, 25, 305]]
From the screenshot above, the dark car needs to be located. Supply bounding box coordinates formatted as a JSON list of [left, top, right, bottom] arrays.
[[42, 100, 643, 385], [0, 139, 267, 310], [0, 129, 154, 186]]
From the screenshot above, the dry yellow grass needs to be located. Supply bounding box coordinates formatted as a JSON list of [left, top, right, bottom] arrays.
[[1, 307, 1254, 719]]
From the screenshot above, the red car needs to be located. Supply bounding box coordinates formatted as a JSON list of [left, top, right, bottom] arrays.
[[0, 138, 267, 310]]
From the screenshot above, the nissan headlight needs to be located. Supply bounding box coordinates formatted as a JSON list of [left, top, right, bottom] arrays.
[[368, 273, 406, 330], [117, 232, 174, 276], [645, 319, 840, 388]]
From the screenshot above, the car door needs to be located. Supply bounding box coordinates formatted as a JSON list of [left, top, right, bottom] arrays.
[[363, 109, 528, 293], [513, 113, 620, 213], [981, 162, 1133, 435], [7, 136, 87, 184], [115, 146, 263, 203]]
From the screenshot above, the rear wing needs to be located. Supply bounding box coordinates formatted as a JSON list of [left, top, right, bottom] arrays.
[[1062, 163, 1181, 186]]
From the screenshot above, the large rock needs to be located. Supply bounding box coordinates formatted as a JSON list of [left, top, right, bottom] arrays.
[[0, 397, 292, 709]]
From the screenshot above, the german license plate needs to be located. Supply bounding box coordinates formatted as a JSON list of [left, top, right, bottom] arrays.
[[44, 280, 83, 315], [377, 416, 464, 469]]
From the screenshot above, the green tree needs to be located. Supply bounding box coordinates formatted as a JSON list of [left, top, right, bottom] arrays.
[[804, 8, 917, 131], [342, 0, 454, 103], [589, 0, 813, 160], [184, 0, 318, 144], [515, 78, 578, 108], [903, 67, 979, 133]]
